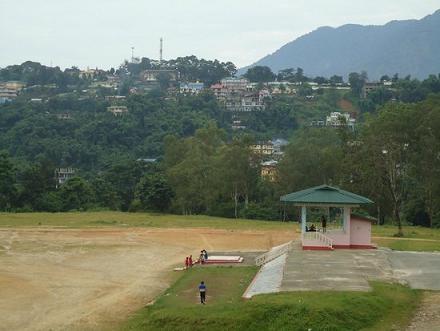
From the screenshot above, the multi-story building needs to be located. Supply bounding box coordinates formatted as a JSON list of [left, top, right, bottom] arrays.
[[0, 88, 17, 104], [326, 112, 356, 129], [261, 160, 278, 182], [210, 83, 228, 101], [220, 77, 248, 92], [140, 69, 180, 82], [251, 141, 275, 156], [361, 82, 382, 98], [179, 82, 204, 95], [105, 95, 126, 102], [56, 113, 72, 120], [107, 105, 128, 116], [79, 67, 98, 80], [55, 168, 76, 188]]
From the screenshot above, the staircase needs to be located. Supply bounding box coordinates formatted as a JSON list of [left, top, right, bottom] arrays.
[[301, 232, 334, 250]]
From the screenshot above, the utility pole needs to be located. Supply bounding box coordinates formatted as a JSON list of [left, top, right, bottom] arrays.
[[131, 46, 135, 63]]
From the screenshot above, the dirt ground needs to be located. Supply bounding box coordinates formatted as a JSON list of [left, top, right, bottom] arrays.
[[0, 227, 293, 331], [407, 292, 440, 331]]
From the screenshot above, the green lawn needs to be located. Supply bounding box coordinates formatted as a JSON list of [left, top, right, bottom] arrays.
[[374, 238, 440, 251], [371, 224, 440, 251], [372, 224, 440, 240], [123, 267, 421, 331], [0, 212, 295, 231]]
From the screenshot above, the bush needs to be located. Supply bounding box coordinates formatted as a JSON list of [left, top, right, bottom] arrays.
[[240, 202, 279, 221]]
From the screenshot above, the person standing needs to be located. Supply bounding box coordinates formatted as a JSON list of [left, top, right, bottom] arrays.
[[189, 255, 193, 267], [185, 256, 189, 269], [199, 281, 206, 304], [321, 215, 327, 233]]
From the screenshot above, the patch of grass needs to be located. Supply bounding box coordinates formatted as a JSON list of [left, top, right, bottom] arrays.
[[122, 267, 421, 331], [374, 238, 440, 252], [372, 225, 440, 240], [0, 212, 295, 231]]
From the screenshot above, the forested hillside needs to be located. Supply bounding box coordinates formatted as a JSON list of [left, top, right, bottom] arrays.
[[1, 58, 440, 232]]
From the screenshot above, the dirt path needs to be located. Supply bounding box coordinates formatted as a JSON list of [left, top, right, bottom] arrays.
[[407, 292, 440, 331], [0, 227, 293, 331]]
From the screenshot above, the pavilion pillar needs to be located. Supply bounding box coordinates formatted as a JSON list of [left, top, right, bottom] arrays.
[[301, 205, 307, 234], [343, 206, 351, 233]]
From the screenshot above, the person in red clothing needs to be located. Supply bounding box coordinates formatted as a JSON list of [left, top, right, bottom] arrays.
[[185, 256, 189, 269], [188, 255, 193, 267]]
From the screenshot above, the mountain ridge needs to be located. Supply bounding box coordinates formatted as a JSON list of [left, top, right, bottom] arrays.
[[240, 10, 440, 79]]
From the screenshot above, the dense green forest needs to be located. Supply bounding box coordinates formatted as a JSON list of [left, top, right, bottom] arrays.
[[1, 60, 440, 232]]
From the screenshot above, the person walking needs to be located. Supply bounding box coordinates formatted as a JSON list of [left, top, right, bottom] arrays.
[[185, 256, 189, 269], [189, 255, 193, 267], [199, 281, 206, 304], [321, 215, 327, 233]]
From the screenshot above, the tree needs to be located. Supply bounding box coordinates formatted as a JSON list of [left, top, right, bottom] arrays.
[[357, 104, 417, 235], [216, 138, 258, 218], [92, 176, 120, 210], [314, 76, 328, 85], [411, 96, 440, 227], [135, 173, 174, 212], [243, 66, 276, 83], [156, 72, 172, 90], [58, 177, 95, 211], [165, 123, 226, 214], [277, 68, 295, 82], [17, 159, 56, 211], [329, 75, 343, 85], [348, 72, 367, 97], [0, 152, 16, 210], [277, 128, 343, 193], [295, 67, 307, 83]]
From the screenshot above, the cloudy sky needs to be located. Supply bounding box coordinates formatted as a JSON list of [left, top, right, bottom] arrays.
[[1, 0, 439, 69]]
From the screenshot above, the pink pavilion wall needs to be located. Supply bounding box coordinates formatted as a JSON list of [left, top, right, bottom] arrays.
[[350, 217, 372, 247]]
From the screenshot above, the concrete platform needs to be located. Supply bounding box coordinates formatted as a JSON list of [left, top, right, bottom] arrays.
[[281, 249, 389, 291], [389, 251, 440, 290], [242, 246, 440, 297], [281, 248, 440, 292]]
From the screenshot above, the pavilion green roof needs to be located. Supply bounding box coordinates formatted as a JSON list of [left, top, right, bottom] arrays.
[[280, 185, 373, 205]]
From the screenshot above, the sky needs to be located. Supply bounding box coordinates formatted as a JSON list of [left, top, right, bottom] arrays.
[[1, 0, 439, 70]]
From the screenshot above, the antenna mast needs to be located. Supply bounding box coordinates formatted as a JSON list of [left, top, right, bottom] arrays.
[[160, 37, 163, 63]]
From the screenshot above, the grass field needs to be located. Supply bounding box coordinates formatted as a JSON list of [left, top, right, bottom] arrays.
[[373, 238, 440, 251], [1, 212, 439, 251], [372, 224, 440, 240], [0, 212, 295, 231], [123, 267, 421, 331]]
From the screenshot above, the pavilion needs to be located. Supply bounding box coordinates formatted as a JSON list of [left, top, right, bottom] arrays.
[[280, 185, 375, 250]]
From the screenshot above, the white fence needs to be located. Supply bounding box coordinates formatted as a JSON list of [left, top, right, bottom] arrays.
[[255, 241, 293, 266], [302, 231, 334, 248]]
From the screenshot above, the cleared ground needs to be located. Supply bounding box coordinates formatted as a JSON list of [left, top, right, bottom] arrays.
[[0, 227, 294, 331]]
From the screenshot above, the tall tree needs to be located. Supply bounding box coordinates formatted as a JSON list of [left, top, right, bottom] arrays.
[[216, 138, 258, 218], [59, 177, 95, 211], [0, 152, 16, 211], [244, 66, 276, 83], [357, 104, 417, 235], [135, 173, 174, 212]]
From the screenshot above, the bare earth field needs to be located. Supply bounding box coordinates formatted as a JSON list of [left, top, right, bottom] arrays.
[[0, 227, 293, 331]]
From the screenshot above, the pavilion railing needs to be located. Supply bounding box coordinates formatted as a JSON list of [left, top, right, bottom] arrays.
[[302, 232, 334, 248], [255, 241, 293, 266]]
